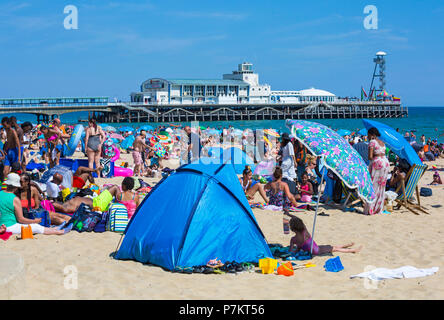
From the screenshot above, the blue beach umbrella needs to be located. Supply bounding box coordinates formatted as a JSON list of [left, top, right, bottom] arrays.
[[103, 126, 117, 132], [358, 128, 368, 136], [119, 126, 134, 133], [139, 125, 154, 131], [362, 119, 422, 166], [336, 129, 352, 137]]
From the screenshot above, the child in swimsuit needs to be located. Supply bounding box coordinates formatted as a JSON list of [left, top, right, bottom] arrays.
[[289, 216, 362, 255], [298, 172, 313, 203]]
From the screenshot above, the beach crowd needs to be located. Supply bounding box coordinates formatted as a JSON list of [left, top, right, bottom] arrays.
[[0, 116, 442, 256]]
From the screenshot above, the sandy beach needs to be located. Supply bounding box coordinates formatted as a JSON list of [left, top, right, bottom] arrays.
[[2, 151, 443, 300]]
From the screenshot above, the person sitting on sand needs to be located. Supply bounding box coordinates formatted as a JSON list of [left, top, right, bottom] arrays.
[[430, 171, 442, 185], [72, 166, 103, 190], [298, 172, 314, 203], [289, 216, 361, 255], [117, 177, 140, 220], [264, 167, 300, 212], [16, 173, 42, 212], [239, 166, 269, 203], [0, 173, 64, 235], [52, 185, 121, 214]]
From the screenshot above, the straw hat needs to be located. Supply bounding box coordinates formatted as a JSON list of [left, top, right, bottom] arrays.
[[4, 173, 21, 188]]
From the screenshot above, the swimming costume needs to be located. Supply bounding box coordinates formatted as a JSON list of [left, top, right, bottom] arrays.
[[4, 147, 19, 166], [266, 188, 292, 209], [301, 230, 319, 255], [118, 192, 137, 220], [47, 134, 58, 142], [132, 150, 143, 165], [72, 176, 86, 189], [92, 189, 113, 212], [21, 198, 36, 210], [87, 135, 101, 152], [300, 184, 312, 202]]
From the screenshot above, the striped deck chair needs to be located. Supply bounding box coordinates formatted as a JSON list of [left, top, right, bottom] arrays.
[[395, 163, 429, 215], [341, 182, 362, 210]]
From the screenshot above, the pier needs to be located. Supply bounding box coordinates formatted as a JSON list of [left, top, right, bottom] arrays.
[[0, 98, 407, 123]]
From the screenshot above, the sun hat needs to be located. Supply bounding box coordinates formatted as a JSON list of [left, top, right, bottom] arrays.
[[4, 173, 21, 187]]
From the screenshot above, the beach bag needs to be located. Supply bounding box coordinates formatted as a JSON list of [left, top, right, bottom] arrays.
[[69, 203, 102, 233], [23, 208, 51, 227], [93, 211, 109, 233], [420, 187, 432, 197], [106, 203, 128, 233], [41, 200, 55, 214]]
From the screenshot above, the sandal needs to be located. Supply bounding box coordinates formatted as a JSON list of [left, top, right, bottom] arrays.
[[206, 258, 224, 268]]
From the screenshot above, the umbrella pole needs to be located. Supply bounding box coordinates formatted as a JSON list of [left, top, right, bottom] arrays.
[[310, 169, 325, 256]]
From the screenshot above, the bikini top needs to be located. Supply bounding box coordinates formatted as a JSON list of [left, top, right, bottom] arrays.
[[241, 179, 251, 191]]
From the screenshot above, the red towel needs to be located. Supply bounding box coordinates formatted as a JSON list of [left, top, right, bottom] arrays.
[[0, 232, 12, 241]]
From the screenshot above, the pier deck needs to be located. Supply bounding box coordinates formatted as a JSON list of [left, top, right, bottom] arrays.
[[0, 99, 407, 123]]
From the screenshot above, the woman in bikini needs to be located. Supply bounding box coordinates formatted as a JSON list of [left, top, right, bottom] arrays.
[[117, 177, 141, 220], [85, 118, 106, 177], [15, 173, 42, 213], [264, 166, 300, 212], [40, 125, 60, 168], [239, 166, 268, 203]]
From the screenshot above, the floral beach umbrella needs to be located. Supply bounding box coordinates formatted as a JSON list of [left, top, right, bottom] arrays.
[[286, 119, 375, 203], [286, 119, 375, 256]]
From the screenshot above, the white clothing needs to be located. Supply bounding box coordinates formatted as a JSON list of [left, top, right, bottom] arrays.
[[46, 178, 61, 198], [281, 143, 296, 180], [350, 266, 439, 281], [7, 223, 45, 234]]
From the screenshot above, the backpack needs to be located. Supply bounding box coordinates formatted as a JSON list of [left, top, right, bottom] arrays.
[[93, 211, 109, 233], [106, 203, 129, 233], [68, 203, 102, 233], [420, 187, 432, 197]]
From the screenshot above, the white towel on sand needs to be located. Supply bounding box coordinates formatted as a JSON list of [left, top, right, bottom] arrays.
[[350, 266, 439, 281]]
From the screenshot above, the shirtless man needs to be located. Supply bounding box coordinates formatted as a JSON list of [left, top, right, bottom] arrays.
[[2, 117, 21, 177], [132, 130, 150, 176]]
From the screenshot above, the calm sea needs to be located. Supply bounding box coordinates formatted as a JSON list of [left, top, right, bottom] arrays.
[[6, 106, 444, 143]]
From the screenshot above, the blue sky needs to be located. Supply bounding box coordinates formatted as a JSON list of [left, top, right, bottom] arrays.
[[0, 0, 443, 106]]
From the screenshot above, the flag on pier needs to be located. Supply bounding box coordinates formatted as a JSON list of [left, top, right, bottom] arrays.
[[361, 87, 368, 100]]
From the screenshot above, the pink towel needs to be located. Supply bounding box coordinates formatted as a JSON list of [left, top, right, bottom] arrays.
[[0, 232, 13, 241]]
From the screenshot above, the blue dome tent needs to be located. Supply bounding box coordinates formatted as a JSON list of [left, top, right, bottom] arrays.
[[206, 147, 256, 174], [115, 161, 272, 270]]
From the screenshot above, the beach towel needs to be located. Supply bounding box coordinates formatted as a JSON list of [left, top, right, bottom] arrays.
[[0, 232, 13, 241], [350, 266, 439, 281]]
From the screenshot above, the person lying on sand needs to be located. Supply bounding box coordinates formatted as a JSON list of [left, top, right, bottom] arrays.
[[72, 166, 103, 190], [289, 216, 362, 255], [52, 185, 121, 214]]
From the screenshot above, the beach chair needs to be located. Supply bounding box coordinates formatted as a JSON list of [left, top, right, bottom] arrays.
[[341, 182, 363, 211], [394, 164, 429, 215]]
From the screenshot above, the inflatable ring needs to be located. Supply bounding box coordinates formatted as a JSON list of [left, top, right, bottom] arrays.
[[157, 135, 168, 141], [264, 129, 280, 138], [65, 124, 84, 157], [263, 136, 273, 150], [111, 145, 120, 162], [114, 166, 133, 177]]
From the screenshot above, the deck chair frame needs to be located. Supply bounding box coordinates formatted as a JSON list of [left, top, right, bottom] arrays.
[[394, 164, 429, 215]]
